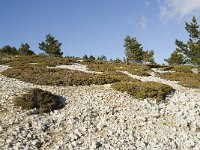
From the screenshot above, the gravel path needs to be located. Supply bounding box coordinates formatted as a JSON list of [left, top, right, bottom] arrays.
[[0, 65, 200, 149]]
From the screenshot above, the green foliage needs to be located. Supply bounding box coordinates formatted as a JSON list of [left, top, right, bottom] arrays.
[[143, 50, 155, 64], [39, 34, 63, 57], [18, 43, 35, 55], [3, 55, 77, 67], [2, 66, 137, 86], [162, 65, 193, 73], [175, 16, 200, 73], [0, 45, 18, 55], [97, 55, 107, 61], [113, 58, 122, 63], [164, 49, 186, 65], [124, 35, 155, 64], [120, 63, 151, 76], [83, 61, 151, 76], [124, 35, 143, 63], [89, 55, 96, 61], [82, 55, 96, 62], [13, 88, 64, 113], [111, 81, 175, 102], [158, 72, 200, 88]]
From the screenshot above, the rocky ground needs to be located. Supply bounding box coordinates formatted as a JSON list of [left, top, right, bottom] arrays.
[[0, 64, 200, 150]]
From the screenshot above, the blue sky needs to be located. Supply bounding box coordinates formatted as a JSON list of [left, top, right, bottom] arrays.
[[1, 0, 200, 64]]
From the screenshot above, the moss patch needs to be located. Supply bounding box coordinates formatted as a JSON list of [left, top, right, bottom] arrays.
[[111, 81, 175, 102], [13, 88, 64, 113]]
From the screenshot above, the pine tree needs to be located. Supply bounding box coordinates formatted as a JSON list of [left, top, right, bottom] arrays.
[[0, 45, 18, 55], [175, 16, 200, 73], [18, 43, 35, 55], [164, 49, 186, 65], [124, 35, 143, 63], [39, 34, 63, 57], [143, 50, 155, 64]]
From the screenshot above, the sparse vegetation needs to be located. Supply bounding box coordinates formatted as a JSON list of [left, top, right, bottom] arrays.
[[13, 88, 64, 113], [111, 81, 175, 102]]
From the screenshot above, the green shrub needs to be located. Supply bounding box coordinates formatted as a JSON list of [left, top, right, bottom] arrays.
[[13, 88, 64, 113], [82, 61, 151, 76], [119, 63, 151, 76], [111, 81, 175, 102], [159, 72, 200, 88], [162, 65, 193, 73], [4, 55, 78, 67], [2, 66, 138, 86]]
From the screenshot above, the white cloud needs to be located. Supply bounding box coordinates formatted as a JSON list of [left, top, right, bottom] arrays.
[[160, 0, 200, 20], [139, 16, 148, 30]]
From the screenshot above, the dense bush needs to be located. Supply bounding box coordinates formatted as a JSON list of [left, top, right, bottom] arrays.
[[2, 66, 138, 86], [111, 81, 175, 102], [13, 88, 64, 113], [158, 72, 200, 88]]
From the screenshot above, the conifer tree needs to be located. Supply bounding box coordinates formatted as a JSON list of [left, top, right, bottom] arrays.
[[164, 49, 186, 65], [175, 16, 200, 73], [124, 35, 143, 63], [18, 43, 35, 55], [143, 50, 155, 64], [39, 34, 63, 57]]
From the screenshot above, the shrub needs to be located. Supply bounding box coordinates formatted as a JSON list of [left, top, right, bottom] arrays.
[[13, 88, 64, 113], [158, 72, 200, 88], [4, 55, 77, 67], [162, 65, 193, 73], [2, 66, 138, 86], [111, 81, 175, 102], [82, 61, 151, 76], [119, 63, 151, 76]]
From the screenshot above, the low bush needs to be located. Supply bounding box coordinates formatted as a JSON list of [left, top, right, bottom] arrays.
[[158, 72, 200, 88], [82, 61, 151, 76], [119, 63, 151, 76], [82, 61, 119, 73], [111, 81, 175, 102], [162, 65, 193, 73], [4, 55, 78, 67], [13, 88, 64, 113], [2, 66, 138, 86]]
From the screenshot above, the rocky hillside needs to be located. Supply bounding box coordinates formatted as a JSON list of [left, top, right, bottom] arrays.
[[0, 63, 200, 149]]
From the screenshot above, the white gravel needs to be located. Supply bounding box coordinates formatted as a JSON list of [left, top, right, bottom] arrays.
[[0, 65, 200, 149]]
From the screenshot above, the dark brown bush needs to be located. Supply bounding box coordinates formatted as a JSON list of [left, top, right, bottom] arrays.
[[13, 88, 64, 113]]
